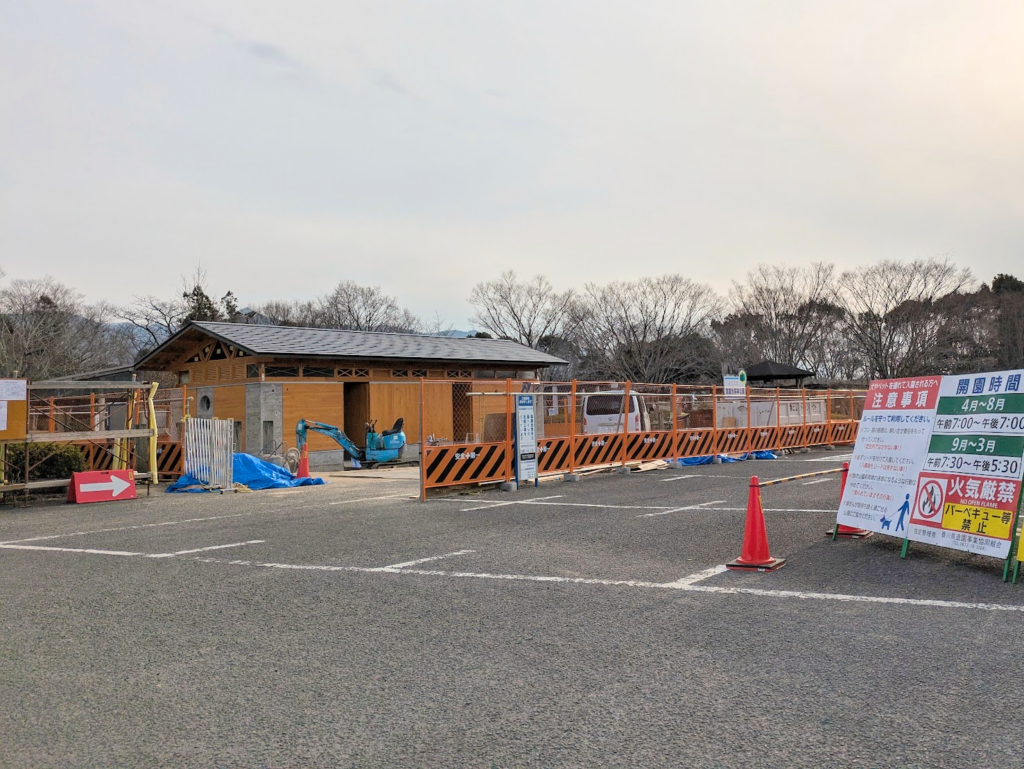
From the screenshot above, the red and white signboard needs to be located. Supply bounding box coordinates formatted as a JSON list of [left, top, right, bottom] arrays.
[[67, 470, 137, 504], [836, 377, 942, 536]]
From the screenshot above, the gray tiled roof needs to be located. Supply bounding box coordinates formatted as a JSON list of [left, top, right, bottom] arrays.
[[188, 321, 567, 366]]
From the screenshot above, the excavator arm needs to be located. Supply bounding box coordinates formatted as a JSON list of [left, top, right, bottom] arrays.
[[296, 419, 365, 461]]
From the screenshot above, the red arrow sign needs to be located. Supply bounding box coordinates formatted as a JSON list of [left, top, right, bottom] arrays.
[[67, 470, 137, 504]]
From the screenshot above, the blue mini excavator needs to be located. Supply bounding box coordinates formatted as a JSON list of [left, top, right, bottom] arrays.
[[296, 418, 407, 469]]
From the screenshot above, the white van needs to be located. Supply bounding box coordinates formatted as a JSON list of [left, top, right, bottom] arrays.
[[580, 391, 651, 434]]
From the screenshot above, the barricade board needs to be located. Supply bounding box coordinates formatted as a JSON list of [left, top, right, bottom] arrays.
[[424, 443, 508, 489], [67, 470, 137, 504], [537, 437, 571, 474], [838, 370, 1024, 560], [625, 431, 675, 462]]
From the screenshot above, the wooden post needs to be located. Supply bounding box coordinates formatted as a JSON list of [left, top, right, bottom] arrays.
[[419, 378, 426, 502], [147, 383, 159, 485], [505, 379, 513, 483]]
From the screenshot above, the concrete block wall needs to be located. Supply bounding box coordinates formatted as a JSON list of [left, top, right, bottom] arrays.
[[244, 383, 284, 454]]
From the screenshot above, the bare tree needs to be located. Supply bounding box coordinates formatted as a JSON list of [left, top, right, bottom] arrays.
[[114, 295, 189, 357], [253, 299, 319, 327], [573, 275, 723, 383], [0, 276, 131, 379], [312, 281, 420, 332], [469, 271, 577, 349], [835, 256, 974, 379], [116, 267, 238, 357], [726, 263, 838, 371]]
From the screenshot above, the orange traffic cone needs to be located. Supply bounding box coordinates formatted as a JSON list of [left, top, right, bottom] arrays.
[[830, 461, 872, 538], [727, 476, 786, 571], [296, 444, 311, 479]]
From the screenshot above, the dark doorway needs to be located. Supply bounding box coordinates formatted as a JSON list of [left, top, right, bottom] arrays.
[[344, 382, 369, 448]]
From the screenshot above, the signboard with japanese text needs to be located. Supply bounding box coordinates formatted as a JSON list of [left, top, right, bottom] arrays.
[[0, 378, 28, 442], [906, 370, 1024, 559], [515, 394, 538, 484], [722, 376, 745, 398], [837, 377, 941, 536]]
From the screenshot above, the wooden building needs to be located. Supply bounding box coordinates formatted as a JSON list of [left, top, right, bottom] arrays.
[[137, 321, 565, 466]]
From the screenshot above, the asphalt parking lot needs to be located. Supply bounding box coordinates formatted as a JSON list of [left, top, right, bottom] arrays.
[[3, 450, 1023, 767]]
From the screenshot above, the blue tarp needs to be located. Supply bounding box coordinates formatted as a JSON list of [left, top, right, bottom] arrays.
[[166, 453, 327, 493], [672, 451, 777, 467]]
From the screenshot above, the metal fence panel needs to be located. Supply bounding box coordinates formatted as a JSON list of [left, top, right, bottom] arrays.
[[184, 418, 234, 489]]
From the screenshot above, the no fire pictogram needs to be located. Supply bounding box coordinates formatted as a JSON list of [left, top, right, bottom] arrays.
[[915, 478, 945, 521]]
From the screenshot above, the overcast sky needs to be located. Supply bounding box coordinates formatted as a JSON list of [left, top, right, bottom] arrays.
[[2, 1, 1023, 327]]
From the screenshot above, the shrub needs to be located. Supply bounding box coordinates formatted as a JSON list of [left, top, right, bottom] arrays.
[[2, 444, 88, 483]]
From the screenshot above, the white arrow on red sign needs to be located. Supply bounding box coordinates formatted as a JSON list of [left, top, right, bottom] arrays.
[[80, 475, 132, 497]]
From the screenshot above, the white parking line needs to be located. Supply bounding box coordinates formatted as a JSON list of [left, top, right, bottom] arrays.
[[147, 540, 265, 559], [807, 454, 852, 462], [802, 478, 833, 486], [461, 495, 563, 512], [326, 494, 410, 506], [660, 564, 728, 587], [9, 542, 1020, 613], [702, 507, 838, 513], [0, 512, 255, 546], [660, 475, 739, 482], [520, 500, 676, 511], [1, 540, 265, 559], [637, 501, 727, 518], [0, 544, 144, 556], [373, 549, 476, 571]]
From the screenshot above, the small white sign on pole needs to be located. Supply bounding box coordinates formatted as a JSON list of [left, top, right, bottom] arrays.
[[515, 394, 538, 484], [723, 376, 745, 398]]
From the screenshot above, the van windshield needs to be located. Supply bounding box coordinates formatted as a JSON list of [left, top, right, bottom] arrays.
[[585, 394, 636, 415]]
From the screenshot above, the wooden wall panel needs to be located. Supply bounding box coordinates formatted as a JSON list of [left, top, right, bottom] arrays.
[[470, 391, 509, 442], [212, 385, 247, 451], [419, 382, 453, 441], [283, 383, 345, 452], [368, 383, 422, 443]]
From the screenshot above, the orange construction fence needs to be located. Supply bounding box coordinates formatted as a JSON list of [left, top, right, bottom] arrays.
[[419, 380, 865, 498]]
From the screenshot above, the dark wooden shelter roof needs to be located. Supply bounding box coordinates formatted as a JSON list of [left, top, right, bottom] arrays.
[[137, 321, 567, 369], [745, 360, 815, 380]]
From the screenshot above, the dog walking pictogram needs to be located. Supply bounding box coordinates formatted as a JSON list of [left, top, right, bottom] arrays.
[[895, 493, 911, 532]]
